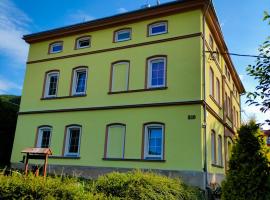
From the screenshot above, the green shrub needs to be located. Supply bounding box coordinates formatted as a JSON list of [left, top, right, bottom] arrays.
[[94, 170, 203, 200], [222, 121, 270, 200], [0, 171, 106, 200]]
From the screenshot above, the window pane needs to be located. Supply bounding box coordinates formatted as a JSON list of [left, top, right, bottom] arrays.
[[112, 62, 129, 92], [218, 136, 222, 165], [147, 127, 162, 156], [150, 59, 165, 87], [107, 125, 125, 158], [76, 71, 86, 93], [78, 39, 90, 48], [211, 132, 216, 164], [150, 23, 167, 35], [41, 130, 51, 148], [47, 74, 58, 96], [51, 44, 62, 53], [209, 68, 214, 96], [116, 30, 130, 41], [68, 128, 80, 153]]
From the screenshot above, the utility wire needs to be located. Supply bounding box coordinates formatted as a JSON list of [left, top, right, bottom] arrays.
[[206, 51, 270, 59]]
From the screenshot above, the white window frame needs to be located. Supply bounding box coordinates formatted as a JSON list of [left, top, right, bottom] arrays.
[[44, 71, 59, 98], [64, 126, 82, 157], [76, 36, 91, 49], [36, 126, 52, 148], [49, 42, 63, 54], [114, 29, 131, 42], [144, 124, 164, 160], [148, 22, 168, 36], [211, 130, 216, 164], [72, 68, 88, 96], [106, 124, 126, 159], [147, 57, 166, 88], [111, 62, 130, 92]]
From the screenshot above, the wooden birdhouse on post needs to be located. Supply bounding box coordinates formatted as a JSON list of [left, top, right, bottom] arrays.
[[21, 148, 52, 177]]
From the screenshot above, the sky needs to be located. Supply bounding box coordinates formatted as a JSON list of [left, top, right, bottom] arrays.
[[0, 0, 269, 129]]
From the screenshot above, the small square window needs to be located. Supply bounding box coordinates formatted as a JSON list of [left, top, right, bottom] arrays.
[[148, 21, 168, 36], [49, 42, 63, 54], [76, 37, 91, 49], [114, 29, 131, 42]]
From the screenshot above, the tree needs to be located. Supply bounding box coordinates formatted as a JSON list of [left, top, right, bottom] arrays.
[[246, 11, 270, 125], [222, 121, 270, 200]]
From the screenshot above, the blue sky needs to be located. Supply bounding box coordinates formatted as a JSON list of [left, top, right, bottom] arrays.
[[0, 0, 269, 128]]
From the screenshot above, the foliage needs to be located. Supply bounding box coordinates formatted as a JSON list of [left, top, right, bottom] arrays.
[[221, 121, 270, 200], [0, 171, 107, 200], [94, 170, 204, 200], [0, 170, 204, 200], [246, 11, 270, 125], [0, 95, 21, 167]]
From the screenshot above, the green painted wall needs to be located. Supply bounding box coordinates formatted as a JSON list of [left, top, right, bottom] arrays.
[[12, 105, 203, 171]]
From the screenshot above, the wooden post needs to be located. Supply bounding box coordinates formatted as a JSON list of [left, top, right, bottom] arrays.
[[43, 154, 48, 177], [24, 153, 29, 175]]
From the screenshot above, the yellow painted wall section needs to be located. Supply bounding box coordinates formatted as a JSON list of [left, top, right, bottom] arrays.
[[20, 37, 202, 112], [206, 112, 225, 174], [27, 10, 201, 62], [12, 105, 203, 171]]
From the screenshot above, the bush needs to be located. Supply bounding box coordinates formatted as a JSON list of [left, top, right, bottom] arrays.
[[94, 170, 203, 200], [222, 121, 270, 200], [0, 171, 106, 200]]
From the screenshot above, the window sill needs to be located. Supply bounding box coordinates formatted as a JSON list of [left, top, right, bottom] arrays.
[[108, 87, 167, 94], [147, 32, 168, 37], [209, 95, 222, 109], [41, 94, 86, 100], [102, 158, 166, 162], [211, 164, 224, 168], [49, 156, 81, 159]]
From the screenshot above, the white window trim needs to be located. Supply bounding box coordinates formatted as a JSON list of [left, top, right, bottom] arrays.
[[111, 62, 130, 92], [72, 68, 88, 96], [76, 36, 91, 49], [144, 124, 164, 160], [44, 71, 59, 98], [49, 42, 63, 54], [36, 126, 52, 148], [148, 22, 168, 36], [114, 29, 131, 42], [64, 126, 82, 157], [147, 57, 166, 88], [107, 124, 126, 159]]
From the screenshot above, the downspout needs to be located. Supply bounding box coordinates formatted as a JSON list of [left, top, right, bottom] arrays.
[[202, 0, 212, 193]]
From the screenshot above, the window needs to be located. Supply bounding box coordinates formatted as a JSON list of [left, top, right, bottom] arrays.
[[76, 36, 91, 49], [144, 123, 164, 160], [49, 42, 63, 54], [36, 126, 52, 148], [216, 78, 220, 105], [227, 96, 231, 118], [147, 57, 166, 88], [236, 111, 239, 128], [209, 34, 214, 49], [114, 29, 131, 42], [209, 67, 214, 97], [64, 126, 81, 157], [233, 106, 236, 126], [215, 48, 220, 63], [148, 21, 168, 36], [44, 71, 59, 98], [226, 139, 232, 167], [71, 67, 88, 95], [110, 61, 130, 92], [217, 135, 223, 166], [105, 124, 126, 158], [267, 136, 270, 146], [211, 130, 216, 164]]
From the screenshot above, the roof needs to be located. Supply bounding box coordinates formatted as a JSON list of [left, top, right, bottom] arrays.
[[21, 147, 52, 155]]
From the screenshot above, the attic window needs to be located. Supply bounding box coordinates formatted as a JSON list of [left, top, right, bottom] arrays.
[[49, 42, 63, 54], [76, 36, 91, 49], [148, 21, 168, 36]]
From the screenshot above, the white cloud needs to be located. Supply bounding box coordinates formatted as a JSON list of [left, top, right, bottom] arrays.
[[0, 0, 31, 65], [67, 10, 94, 25], [0, 78, 22, 94], [117, 8, 128, 14], [242, 105, 270, 130]]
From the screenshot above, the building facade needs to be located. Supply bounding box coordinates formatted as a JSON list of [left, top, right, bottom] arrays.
[[11, 0, 245, 188]]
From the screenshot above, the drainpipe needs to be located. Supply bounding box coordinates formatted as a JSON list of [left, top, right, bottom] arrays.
[[202, 0, 212, 194]]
